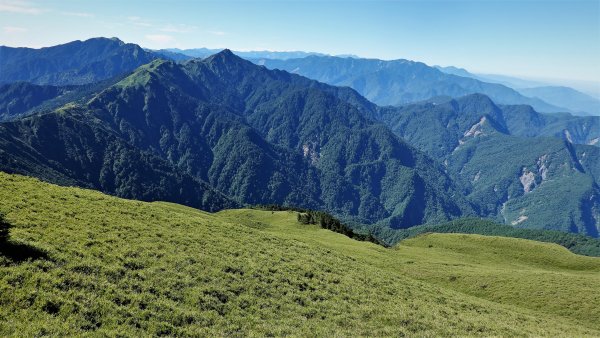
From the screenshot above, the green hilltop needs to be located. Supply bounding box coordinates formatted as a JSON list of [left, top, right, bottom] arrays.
[[1, 172, 599, 336]]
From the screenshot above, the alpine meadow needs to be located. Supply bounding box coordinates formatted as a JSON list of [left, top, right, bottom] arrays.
[[1, 0, 599, 336]]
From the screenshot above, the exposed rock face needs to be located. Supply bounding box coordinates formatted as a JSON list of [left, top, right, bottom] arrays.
[[301, 142, 320, 165], [564, 129, 573, 143], [511, 215, 529, 225], [520, 168, 536, 193], [464, 116, 487, 138], [537, 154, 549, 181]]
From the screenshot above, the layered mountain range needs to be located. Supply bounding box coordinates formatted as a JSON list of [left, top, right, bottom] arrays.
[[0, 37, 598, 241], [254, 56, 573, 114], [435, 65, 600, 116]]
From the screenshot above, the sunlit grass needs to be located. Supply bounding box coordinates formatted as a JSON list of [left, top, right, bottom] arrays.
[[1, 172, 599, 336]]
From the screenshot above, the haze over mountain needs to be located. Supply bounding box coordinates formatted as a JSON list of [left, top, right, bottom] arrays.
[[435, 66, 543, 88], [518, 86, 600, 116], [435, 66, 600, 116], [162, 48, 330, 60], [163, 48, 600, 117], [255, 56, 571, 114]]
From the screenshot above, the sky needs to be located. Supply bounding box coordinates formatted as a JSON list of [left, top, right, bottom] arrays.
[[0, 0, 599, 94]]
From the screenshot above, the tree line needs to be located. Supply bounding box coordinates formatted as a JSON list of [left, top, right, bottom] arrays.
[[252, 204, 385, 246]]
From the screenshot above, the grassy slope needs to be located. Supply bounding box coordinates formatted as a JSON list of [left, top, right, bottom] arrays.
[[1, 173, 599, 336], [375, 217, 600, 256]]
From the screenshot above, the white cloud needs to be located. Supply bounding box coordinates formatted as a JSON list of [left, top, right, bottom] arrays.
[[0, 0, 43, 14], [3, 26, 27, 33], [160, 24, 197, 33], [145, 34, 175, 44], [61, 11, 94, 18], [128, 16, 152, 27], [207, 30, 227, 36]]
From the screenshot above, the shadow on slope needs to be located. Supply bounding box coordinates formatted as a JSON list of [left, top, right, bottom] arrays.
[[0, 240, 49, 264]]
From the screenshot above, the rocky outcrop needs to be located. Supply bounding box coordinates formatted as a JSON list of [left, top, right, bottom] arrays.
[[520, 168, 536, 193]]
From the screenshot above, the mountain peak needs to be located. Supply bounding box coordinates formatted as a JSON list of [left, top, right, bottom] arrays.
[[456, 93, 498, 108], [83, 36, 125, 46], [202, 48, 255, 73], [219, 48, 234, 56], [207, 48, 240, 62]]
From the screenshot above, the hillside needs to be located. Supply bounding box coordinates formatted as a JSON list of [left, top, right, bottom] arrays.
[[0, 82, 66, 121], [1, 172, 599, 336], [378, 94, 599, 154], [377, 94, 600, 236], [377, 217, 600, 256], [0, 76, 132, 122]]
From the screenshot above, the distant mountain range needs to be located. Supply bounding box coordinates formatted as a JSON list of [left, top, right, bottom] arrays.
[[435, 66, 600, 116], [161, 48, 330, 60], [518, 86, 600, 116], [0, 37, 598, 239], [254, 56, 574, 114], [434, 66, 547, 88], [3, 37, 595, 116]]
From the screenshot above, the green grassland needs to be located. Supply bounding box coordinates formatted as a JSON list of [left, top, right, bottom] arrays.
[[1, 172, 599, 336], [375, 217, 600, 256]]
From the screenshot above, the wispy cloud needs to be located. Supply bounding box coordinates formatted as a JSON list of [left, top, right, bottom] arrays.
[[3, 25, 27, 33], [145, 34, 175, 44], [160, 24, 197, 33], [61, 11, 94, 18], [207, 30, 227, 36], [128, 16, 152, 27], [0, 0, 44, 14]]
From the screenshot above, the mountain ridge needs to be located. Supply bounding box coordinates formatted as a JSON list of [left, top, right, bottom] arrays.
[[0, 49, 473, 234], [0, 37, 157, 86]]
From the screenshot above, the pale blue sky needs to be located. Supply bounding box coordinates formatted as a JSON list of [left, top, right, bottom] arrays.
[[1, 0, 599, 87]]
